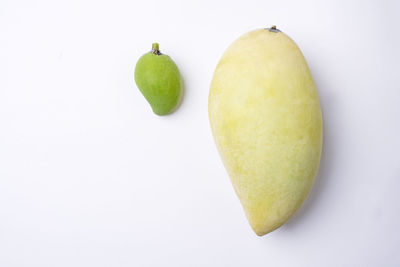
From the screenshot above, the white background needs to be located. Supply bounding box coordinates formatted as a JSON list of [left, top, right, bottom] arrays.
[[0, 0, 399, 266]]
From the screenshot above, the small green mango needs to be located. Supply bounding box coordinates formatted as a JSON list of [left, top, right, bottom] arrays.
[[134, 43, 183, 115]]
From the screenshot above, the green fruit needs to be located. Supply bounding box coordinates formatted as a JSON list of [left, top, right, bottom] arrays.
[[134, 43, 183, 115], [209, 27, 322, 236]]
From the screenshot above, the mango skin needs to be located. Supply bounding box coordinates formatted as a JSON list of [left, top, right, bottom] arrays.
[[135, 52, 182, 115], [209, 29, 322, 236]]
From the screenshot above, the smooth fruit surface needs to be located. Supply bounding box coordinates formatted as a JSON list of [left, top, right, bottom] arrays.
[[209, 28, 322, 236], [135, 45, 182, 115]]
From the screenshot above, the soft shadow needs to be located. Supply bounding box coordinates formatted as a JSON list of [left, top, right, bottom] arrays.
[[282, 66, 337, 230], [283, 114, 331, 229], [168, 72, 186, 115]]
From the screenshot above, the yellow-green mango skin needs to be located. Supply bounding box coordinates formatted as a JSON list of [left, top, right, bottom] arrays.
[[209, 29, 322, 236]]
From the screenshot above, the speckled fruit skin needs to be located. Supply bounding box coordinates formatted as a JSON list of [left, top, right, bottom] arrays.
[[209, 28, 323, 236], [135, 48, 182, 116]]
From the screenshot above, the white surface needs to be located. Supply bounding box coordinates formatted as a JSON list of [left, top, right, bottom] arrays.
[[0, 0, 399, 266]]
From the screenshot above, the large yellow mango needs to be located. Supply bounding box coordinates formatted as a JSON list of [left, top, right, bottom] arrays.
[[209, 27, 322, 236]]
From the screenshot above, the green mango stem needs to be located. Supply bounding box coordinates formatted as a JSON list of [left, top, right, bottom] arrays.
[[151, 43, 161, 55]]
